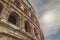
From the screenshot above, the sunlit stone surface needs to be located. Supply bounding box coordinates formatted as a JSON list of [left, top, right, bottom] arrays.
[[0, 0, 44, 40]]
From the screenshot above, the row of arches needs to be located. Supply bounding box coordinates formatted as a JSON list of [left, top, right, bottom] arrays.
[[8, 12, 39, 39], [0, 2, 39, 39], [0, 2, 31, 34], [0, 2, 31, 33], [8, 12, 31, 33]]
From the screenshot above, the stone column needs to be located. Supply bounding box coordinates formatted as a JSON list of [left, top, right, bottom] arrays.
[[30, 26, 35, 36], [1, 5, 10, 22], [20, 15, 25, 32]]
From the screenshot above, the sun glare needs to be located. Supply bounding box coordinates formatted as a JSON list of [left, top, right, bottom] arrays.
[[44, 14, 53, 22], [42, 11, 55, 23]]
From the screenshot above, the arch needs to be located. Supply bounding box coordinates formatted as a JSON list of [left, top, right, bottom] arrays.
[[8, 12, 20, 26], [25, 21, 31, 33], [0, 3, 4, 13], [34, 28, 38, 39]]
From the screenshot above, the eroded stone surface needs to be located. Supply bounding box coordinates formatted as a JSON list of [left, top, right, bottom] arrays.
[[0, 0, 44, 40]]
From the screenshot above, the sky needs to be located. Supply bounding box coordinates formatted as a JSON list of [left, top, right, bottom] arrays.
[[29, 0, 60, 40]]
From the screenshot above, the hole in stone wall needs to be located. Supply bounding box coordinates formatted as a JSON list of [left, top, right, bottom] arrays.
[[25, 21, 31, 33], [8, 12, 19, 25], [34, 28, 38, 39], [8, 14, 16, 24], [0, 3, 4, 13]]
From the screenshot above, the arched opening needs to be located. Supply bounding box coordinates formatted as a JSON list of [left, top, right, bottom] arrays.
[[0, 3, 4, 13], [8, 12, 20, 26], [34, 28, 38, 39], [8, 14, 16, 24], [25, 21, 31, 33]]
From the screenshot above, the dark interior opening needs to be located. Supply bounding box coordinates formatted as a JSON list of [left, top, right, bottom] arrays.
[[25, 21, 30, 32], [8, 14, 16, 25], [34, 28, 38, 39], [0, 3, 4, 13]]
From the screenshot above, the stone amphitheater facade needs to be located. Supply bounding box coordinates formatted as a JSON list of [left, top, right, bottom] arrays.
[[0, 0, 44, 40]]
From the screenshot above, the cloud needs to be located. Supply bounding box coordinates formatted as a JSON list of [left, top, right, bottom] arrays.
[[39, 10, 56, 36], [29, 0, 60, 40], [39, 0, 60, 37]]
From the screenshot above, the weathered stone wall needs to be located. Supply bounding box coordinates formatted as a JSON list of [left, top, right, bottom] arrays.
[[0, 33, 20, 40], [0, 0, 44, 40]]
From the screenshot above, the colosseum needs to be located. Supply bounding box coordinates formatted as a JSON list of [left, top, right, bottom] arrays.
[[0, 0, 44, 40]]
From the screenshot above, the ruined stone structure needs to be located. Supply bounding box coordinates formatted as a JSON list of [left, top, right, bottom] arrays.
[[0, 0, 44, 40]]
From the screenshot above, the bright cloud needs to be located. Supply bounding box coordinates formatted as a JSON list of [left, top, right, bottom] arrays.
[[39, 10, 58, 37], [29, 0, 60, 40], [38, 0, 60, 37], [41, 10, 56, 23]]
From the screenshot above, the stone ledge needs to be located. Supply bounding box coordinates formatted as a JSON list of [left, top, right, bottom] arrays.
[[0, 19, 36, 40], [0, 27, 28, 40]]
